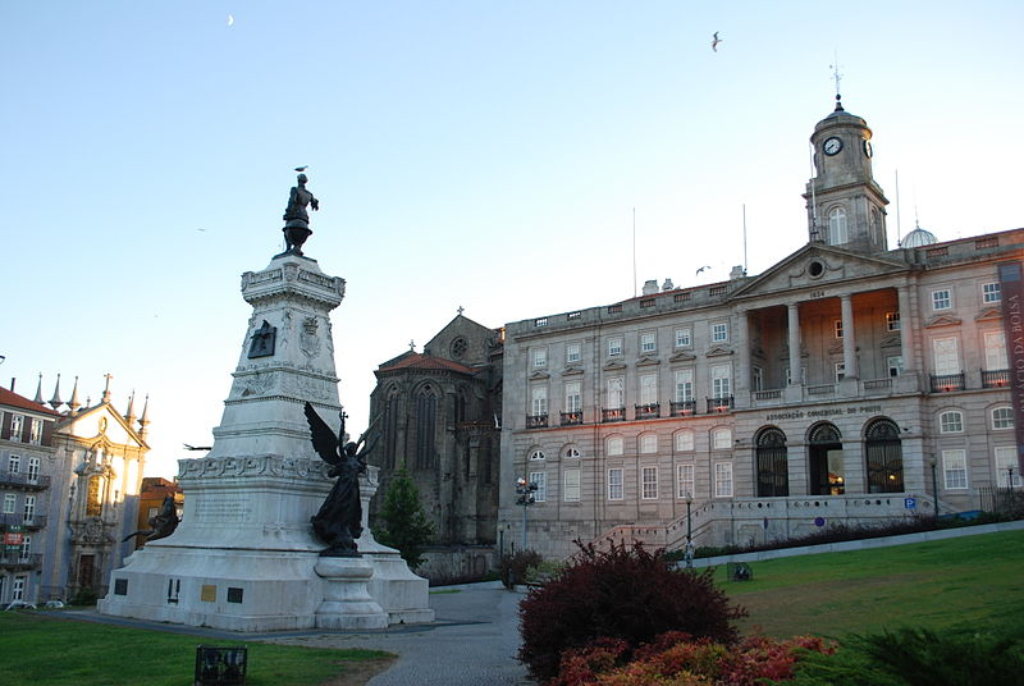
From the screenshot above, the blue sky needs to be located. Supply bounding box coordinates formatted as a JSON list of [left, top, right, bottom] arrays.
[[2, 1, 1022, 477]]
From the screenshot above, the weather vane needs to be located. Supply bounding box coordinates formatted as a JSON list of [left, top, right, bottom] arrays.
[[830, 52, 844, 111]]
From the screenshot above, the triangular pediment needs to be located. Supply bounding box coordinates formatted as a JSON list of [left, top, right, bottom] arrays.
[[924, 314, 963, 329], [706, 346, 734, 358], [975, 307, 1003, 322], [529, 370, 551, 380], [603, 361, 628, 372], [880, 335, 902, 348], [732, 244, 908, 299], [669, 350, 697, 363], [635, 355, 661, 368], [562, 366, 584, 377], [58, 403, 146, 449]]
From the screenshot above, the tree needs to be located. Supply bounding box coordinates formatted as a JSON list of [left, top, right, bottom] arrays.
[[375, 468, 434, 569]]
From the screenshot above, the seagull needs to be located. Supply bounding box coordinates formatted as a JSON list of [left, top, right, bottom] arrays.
[[696, 265, 711, 275], [711, 31, 722, 52], [294, 165, 309, 172]]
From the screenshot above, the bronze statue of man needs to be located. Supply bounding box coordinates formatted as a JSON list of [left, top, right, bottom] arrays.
[[282, 173, 319, 255]]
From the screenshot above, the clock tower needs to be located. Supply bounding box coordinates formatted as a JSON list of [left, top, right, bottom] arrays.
[[804, 95, 890, 254]]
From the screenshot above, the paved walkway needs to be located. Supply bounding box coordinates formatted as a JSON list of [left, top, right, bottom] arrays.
[[58, 581, 532, 686]]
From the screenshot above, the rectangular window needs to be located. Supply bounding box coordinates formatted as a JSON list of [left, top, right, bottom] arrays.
[[932, 289, 952, 311], [785, 366, 807, 385], [676, 463, 695, 499], [607, 377, 624, 409], [640, 332, 657, 353], [674, 370, 694, 403], [835, 362, 846, 382], [28, 419, 43, 445], [531, 386, 548, 416], [607, 468, 624, 500], [639, 374, 658, 406], [3, 493, 15, 514], [984, 331, 1008, 370], [888, 356, 904, 378], [26, 457, 39, 483], [983, 282, 1002, 304], [607, 436, 624, 456], [712, 322, 729, 343], [608, 337, 623, 357], [942, 449, 968, 490], [532, 348, 547, 368], [675, 328, 692, 348], [714, 462, 733, 497], [23, 494, 35, 523], [711, 364, 731, 398], [675, 430, 695, 451], [12, 576, 25, 601], [641, 466, 658, 499], [995, 446, 1021, 487], [933, 337, 961, 375], [564, 381, 581, 413], [640, 434, 657, 454], [834, 319, 844, 339], [9, 415, 23, 442], [8, 455, 21, 474], [563, 468, 581, 502], [529, 471, 547, 502], [886, 312, 901, 331], [939, 411, 964, 433], [752, 366, 764, 392], [992, 407, 1014, 430], [712, 427, 732, 450], [19, 535, 31, 562], [566, 343, 582, 364]]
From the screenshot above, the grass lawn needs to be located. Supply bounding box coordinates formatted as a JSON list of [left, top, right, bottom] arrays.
[[713, 529, 1024, 640], [0, 612, 394, 686]]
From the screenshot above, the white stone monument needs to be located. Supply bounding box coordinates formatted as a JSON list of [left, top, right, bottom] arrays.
[[99, 246, 433, 631]]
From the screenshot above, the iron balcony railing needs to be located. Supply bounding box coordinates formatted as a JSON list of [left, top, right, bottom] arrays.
[[0, 472, 51, 490], [670, 400, 697, 417], [634, 403, 660, 420], [0, 514, 47, 530], [560, 411, 583, 426], [602, 407, 626, 423], [0, 552, 41, 569], [982, 369, 1010, 389], [930, 373, 966, 393], [706, 396, 734, 414], [526, 414, 548, 429]]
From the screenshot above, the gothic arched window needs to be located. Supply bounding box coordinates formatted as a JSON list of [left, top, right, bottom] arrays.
[[414, 386, 438, 470]]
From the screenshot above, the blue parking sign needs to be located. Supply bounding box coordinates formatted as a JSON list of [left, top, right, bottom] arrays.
[[904, 497, 916, 509]]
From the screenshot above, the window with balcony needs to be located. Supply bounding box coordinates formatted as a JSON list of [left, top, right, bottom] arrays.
[[9, 415, 23, 442], [607, 468, 624, 500], [942, 449, 968, 490], [23, 494, 35, 523], [28, 419, 42, 445], [26, 457, 40, 483], [564, 381, 581, 413], [711, 364, 731, 399], [984, 331, 1008, 371], [674, 370, 694, 404]]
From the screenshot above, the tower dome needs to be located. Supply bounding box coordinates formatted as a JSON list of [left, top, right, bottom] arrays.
[[901, 222, 938, 248]]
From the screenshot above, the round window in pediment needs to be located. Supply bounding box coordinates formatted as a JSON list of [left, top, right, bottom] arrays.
[[450, 337, 468, 360], [808, 260, 825, 278]]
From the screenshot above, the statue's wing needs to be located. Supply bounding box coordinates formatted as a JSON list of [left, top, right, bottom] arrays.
[[304, 402, 340, 465]]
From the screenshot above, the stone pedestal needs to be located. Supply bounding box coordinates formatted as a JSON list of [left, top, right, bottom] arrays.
[[314, 557, 388, 630], [99, 251, 432, 630]]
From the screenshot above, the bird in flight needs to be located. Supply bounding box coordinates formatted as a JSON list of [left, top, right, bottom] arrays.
[[711, 32, 722, 52], [294, 165, 309, 172], [696, 265, 711, 275]]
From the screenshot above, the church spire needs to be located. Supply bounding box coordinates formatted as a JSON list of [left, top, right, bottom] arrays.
[[102, 373, 113, 403], [33, 373, 44, 405], [138, 394, 151, 438], [68, 376, 82, 415], [49, 373, 64, 410], [125, 390, 137, 424]]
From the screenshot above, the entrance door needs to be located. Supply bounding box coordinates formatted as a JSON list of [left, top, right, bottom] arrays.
[[77, 554, 95, 590], [808, 423, 843, 496]]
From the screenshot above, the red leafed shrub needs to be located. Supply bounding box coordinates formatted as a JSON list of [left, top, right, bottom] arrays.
[[518, 542, 747, 682], [551, 631, 835, 685]]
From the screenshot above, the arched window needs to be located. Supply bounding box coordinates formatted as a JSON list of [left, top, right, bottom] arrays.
[[564, 446, 580, 459], [674, 429, 695, 452], [414, 386, 438, 469], [992, 406, 1014, 430], [529, 449, 546, 461], [383, 387, 400, 468], [755, 427, 788, 497], [865, 418, 903, 493], [828, 207, 848, 245], [939, 410, 964, 434]]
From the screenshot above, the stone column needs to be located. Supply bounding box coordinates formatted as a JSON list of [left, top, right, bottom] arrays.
[[787, 303, 801, 385], [898, 286, 914, 371], [737, 310, 751, 402], [841, 294, 858, 379]]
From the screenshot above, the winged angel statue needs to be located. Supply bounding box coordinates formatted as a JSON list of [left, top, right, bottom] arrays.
[[304, 402, 379, 556]]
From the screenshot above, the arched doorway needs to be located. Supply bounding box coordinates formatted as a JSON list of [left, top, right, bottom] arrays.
[[808, 423, 844, 495], [865, 417, 903, 493], [755, 427, 789, 497]]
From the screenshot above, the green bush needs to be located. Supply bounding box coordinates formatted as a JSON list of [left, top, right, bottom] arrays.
[[499, 550, 542, 589], [70, 587, 99, 607]]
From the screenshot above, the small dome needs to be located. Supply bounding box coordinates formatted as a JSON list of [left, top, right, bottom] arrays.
[[902, 223, 938, 248]]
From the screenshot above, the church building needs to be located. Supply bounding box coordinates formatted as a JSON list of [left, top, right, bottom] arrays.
[[497, 97, 1022, 558]]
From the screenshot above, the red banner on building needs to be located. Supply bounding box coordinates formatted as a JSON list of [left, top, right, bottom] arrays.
[[998, 261, 1024, 473]]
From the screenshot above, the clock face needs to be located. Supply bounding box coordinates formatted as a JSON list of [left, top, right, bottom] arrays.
[[823, 137, 843, 156], [863, 140, 873, 158]]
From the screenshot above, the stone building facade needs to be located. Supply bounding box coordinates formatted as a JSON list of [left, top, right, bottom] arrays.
[[368, 314, 503, 578], [0, 376, 149, 604], [498, 100, 1022, 559]]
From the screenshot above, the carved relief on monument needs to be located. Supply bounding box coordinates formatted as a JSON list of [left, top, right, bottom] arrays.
[[300, 316, 322, 358], [239, 371, 277, 397]]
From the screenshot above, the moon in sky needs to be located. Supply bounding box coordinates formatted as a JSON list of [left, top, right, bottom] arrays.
[[227, 14, 234, 27]]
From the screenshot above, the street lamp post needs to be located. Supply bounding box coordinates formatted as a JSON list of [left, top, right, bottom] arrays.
[[516, 477, 538, 551], [684, 491, 694, 568], [930, 457, 939, 518]]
